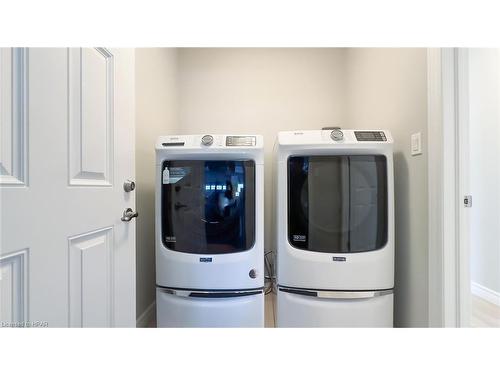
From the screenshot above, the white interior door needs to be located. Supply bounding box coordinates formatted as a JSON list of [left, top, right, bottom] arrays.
[[0, 48, 136, 327]]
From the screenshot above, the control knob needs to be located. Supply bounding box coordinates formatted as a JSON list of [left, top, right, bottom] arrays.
[[330, 129, 344, 141], [201, 135, 214, 146]]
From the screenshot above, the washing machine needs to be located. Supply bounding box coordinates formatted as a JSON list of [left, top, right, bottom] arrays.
[[274, 129, 394, 327], [155, 134, 264, 327]]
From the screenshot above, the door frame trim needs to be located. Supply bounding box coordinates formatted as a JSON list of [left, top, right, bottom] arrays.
[[427, 48, 470, 327]]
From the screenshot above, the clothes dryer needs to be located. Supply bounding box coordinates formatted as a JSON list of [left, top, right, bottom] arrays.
[[274, 129, 394, 327]]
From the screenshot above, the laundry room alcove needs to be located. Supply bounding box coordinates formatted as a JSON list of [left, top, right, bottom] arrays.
[[134, 48, 429, 328]]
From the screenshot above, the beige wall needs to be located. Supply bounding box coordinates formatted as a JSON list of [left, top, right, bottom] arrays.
[[135, 48, 178, 320], [345, 48, 429, 327], [177, 48, 348, 251]]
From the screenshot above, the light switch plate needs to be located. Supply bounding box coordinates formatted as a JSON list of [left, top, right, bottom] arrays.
[[411, 132, 422, 156]]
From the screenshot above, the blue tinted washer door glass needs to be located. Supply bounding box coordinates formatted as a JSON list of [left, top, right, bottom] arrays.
[[161, 160, 256, 254]]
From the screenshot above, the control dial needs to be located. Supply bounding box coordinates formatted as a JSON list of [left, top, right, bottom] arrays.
[[201, 134, 214, 146], [330, 129, 344, 141]]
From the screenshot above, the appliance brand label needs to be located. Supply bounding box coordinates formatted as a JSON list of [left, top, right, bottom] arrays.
[[199, 257, 213, 263], [163, 167, 191, 184], [293, 234, 307, 242], [332, 256, 346, 262]]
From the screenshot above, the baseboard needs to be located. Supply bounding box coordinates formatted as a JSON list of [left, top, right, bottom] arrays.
[[136, 301, 156, 328], [471, 282, 500, 306]]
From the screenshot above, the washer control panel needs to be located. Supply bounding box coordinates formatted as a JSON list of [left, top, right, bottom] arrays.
[[226, 136, 256, 147], [158, 135, 261, 149], [354, 131, 387, 142]]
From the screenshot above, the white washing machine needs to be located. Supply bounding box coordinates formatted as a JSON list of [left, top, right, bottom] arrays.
[[274, 129, 395, 327], [155, 134, 264, 327]]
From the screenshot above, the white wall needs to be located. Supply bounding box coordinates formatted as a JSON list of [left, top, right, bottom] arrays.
[[177, 48, 348, 252], [469, 48, 500, 295], [135, 48, 178, 320], [345, 48, 429, 327]]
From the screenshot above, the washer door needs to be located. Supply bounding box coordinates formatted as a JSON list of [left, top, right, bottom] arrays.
[[276, 288, 393, 327], [156, 288, 264, 328], [161, 160, 256, 255]]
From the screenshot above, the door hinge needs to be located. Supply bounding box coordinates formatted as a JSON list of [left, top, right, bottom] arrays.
[[464, 195, 472, 208]]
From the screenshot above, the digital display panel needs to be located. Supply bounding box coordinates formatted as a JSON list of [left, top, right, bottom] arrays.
[[226, 136, 256, 146], [354, 131, 387, 142]]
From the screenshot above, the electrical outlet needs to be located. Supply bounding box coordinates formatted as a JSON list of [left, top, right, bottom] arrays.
[[411, 132, 422, 156]]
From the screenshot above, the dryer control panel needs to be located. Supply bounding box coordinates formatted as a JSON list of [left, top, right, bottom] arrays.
[[277, 129, 393, 146]]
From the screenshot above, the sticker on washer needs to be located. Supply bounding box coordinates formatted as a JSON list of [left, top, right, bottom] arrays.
[[292, 234, 307, 242], [163, 167, 191, 184]]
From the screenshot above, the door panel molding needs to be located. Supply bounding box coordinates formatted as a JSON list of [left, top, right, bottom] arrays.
[[68, 227, 114, 327], [68, 47, 114, 186], [0, 249, 29, 325], [0, 48, 28, 186]]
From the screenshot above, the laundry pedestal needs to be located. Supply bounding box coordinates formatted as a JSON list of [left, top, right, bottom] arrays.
[[156, 287, 264, 328], [276, 288, 393, 328]]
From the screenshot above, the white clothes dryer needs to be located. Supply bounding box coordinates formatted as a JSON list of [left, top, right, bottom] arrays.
[[274, 129, 395, 327]]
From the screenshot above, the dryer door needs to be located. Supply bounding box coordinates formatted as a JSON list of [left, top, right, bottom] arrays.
[[288, 155, 388, 253], [161, 160, 255, 255]]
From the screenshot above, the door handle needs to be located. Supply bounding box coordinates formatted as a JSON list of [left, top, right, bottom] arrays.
[[123, 179, 136, 192], [121, 208, 138, 222]]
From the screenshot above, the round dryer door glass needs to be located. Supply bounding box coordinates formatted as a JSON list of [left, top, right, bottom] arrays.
[[287, 155, 388, 253], [161, 160, 256, 254]]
